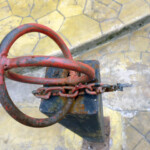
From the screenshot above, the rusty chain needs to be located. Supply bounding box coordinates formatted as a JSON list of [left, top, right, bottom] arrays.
[[32, 83, 132, 99]]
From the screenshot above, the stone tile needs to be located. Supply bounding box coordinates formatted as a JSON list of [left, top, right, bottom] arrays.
[[131, 24, 150, 38], [37, 11, 64, 37], [60, 15, 101, 46], [124, 52, 141, 64], [0, 107, 83, 150], [21, 17, 36, 24], [0, 16, 22, 42], [146, 131, 150, 142], [124, 124, 143, 150], [0, 1, 12, 20], [8, 31, 39, 57], [104, 107, 123, 150], [130, 36, 149, 52], [30, 0, 58, 19], [7, 16, 39, 57], [33, 34, 70, 56], [134, 139, 150, 150], [119, 0, 150, 24], [115, 0, 133, 4], [101, 19, 123, 35], [58, 0, 84, 17], [8, 0, 33, 17], [84, 0, 119, 22], [129, 112, 150, 135], [142, 53, 150, 65]]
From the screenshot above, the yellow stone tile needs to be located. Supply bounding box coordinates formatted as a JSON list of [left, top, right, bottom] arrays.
[[30, 0, 58, 19], [101, 19, 123, 35], [0, 2, 12, 20], [0, 0, 6, 3], [109, 1, 122, 12], [21, 17, 36, 24], [134, 139, 150, 150], [99, 0, 112, 5], [37, 11, 64, 38], [125, 125, 143, 150], [8, 0, 33, 17], [60, 15, 101, 46], [119, 0, 150, 24], [0, 107, 83, 150], [130, 36, 149, 52], [0, 16, 22, 42], [132, 24, 150, 38], [58, 0, 83, 17], [33, 34, 70, 56], [124, 52, 141, 64], [8, 17, 39, 57], [142, 53, 150, 65], [77, 0, 86, 8], [9, 32, 39, 57], [115, 0, 132, 4], [104, 107, 123, 150], [84, 0, 118, 22]]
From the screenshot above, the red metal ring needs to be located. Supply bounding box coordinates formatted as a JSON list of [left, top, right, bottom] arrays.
[[0, 23, 94, 127]]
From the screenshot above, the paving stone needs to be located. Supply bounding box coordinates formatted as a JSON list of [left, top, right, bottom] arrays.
[[0, 107, 82, 150], [33, 34, 70, 56], [124, 125, 143, 150], [37, 11, 64, 37], [84, 0, 119, 22], [101, 19, 123, 35], [124, 52, 141, 64], [60, 15, 101, 46], [30, 0, 58, 19], [142, 53, 150, 65], [131, 24, 150, 38], [104, 107, 123, 150], [8, 16, 39, 57], [21, 17, 36, 24], [146, 131, 150, 142], [129, 112, 150, 136], [8, 31, 39, 57], [0, 1, 12, 20], [8, 0, 33, 17], [0, 16, 22, 42], [115, 0, 133, 4], [119, 0, 150, 24], [58, 0, 84, 17], [130, 36, 149, 52], [134, 139, 150, 150], [77, 24, 150, 111]]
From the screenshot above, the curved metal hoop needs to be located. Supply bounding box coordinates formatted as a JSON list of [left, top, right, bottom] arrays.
[[0, 23, 95, 127]]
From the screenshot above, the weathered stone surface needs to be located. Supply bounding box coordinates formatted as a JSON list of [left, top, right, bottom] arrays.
[[0, 2, 12, 20], [124, 125, 143, 150], [37, 11, 64, 37], [58, 0, 84, 17], [77, 24, 150, 111], [101, 19, 123, 35], [60, 15, 101, 46], [8, 0, 33, 17], [0, 16, 22, 42], [119, 0, 150, 24], [134, 139, 150, 150], [84, 0, 120, 22], [21, 17, 36, 24], [33, 34, 70, 56], [130, 112, 150, 135], [31, 0, 58, 19]]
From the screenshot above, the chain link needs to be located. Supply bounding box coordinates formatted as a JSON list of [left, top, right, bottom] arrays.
[[32, 83, 132, 100]]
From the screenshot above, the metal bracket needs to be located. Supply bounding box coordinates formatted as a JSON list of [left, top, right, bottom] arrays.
[[40, 60, 109, 142]]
